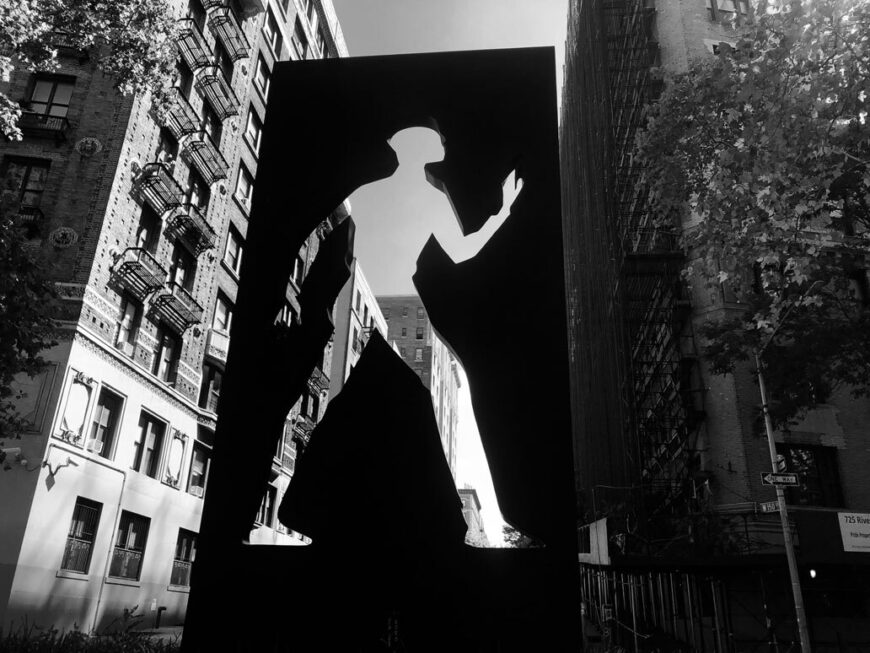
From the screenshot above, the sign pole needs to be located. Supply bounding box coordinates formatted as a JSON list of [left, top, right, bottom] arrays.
[[756, 353, 812, 652]]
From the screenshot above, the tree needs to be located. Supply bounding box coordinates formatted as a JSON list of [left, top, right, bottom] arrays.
[[0, 207, 57, 441], [501, 524, 537, 548], [635, 0, 870, 425], [0, 0, 180, 140], [0, 0, 179, 438]]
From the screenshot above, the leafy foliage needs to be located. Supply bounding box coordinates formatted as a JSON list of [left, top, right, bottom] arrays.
[[0, 0, 181, 140], [0, 203, 58, 440], [636, 0, 870, 424], [501, 524, 537, 548], [0, 615, 181, 652]]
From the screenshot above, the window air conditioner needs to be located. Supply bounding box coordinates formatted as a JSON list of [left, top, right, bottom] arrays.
[[190, 485, 204, 498], [116, 341, 135, 357], [85, 439, 103, 454]]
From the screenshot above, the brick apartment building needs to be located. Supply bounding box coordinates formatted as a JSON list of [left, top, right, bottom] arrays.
[[0, 0, 347, 632], [376, 295, 462, 477], [328, 258, 389, 401], [561, 0, 870, 649]]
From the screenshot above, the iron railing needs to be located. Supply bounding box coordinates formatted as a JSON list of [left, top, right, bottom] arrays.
[[133, 162, 184, 216], [152, 282, 204, 332], [177, 17, 211, 70], [113, 247, 167, 300], [108, 548, 143, 580], [195, 67, 240, 120], [208, 6, 250, 61]]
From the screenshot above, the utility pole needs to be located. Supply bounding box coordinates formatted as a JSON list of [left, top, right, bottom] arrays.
[[755, 352, 812, 653]]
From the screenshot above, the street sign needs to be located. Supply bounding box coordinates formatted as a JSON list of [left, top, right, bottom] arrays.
[[760, 472, 799, 486], [760, 501, 779, 513]]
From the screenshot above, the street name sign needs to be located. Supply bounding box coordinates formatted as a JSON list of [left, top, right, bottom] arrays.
[[838, 513, 870, 552], [760, 472, 799, 486], [759, 501, 779, 513]]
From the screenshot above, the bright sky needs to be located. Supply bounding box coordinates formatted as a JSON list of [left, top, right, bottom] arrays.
[[331, 0, 569, 545]]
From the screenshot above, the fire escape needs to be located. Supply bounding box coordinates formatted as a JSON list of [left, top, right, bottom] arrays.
[[605, 0, 707, 534]]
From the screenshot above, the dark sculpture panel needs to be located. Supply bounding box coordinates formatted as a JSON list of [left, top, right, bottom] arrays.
[[182, 48, 579, 652]]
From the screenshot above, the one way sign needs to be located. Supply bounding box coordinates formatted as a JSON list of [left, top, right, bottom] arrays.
[[760, 472, 799, 486]]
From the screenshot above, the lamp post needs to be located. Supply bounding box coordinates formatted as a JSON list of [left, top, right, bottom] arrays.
[[754, 280, 820, 653]]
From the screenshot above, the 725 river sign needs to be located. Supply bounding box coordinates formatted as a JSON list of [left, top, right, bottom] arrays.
[[760, 472, 799, 486]]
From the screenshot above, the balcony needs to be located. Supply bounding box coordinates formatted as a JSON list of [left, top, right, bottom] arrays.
[[181, 130, 229, 185], [205, 328, 230, 367], [165, 89, 200, 140], [208, 7, 250, 61], [152, 283, 204, 332], [165, 204, 217, 255], [113, 248, 168, 301], [195, 67, 239, 120], [177, 18, 211, 70], [203, 0, 264, 17], [49, 31, 89, 60], [133, 162, 184, 216], [18, 111, 70, 140], [308, 366, 329, 393], [292, 415, 315, 449]]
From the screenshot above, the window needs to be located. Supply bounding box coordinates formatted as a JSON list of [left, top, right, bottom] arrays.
[[278, 302, 297, 326], [201, 102, 222, 144], [171, 529, 196, 587], [186, 0, 206, 30], [153, 327, 180, 383], [777, 444, 844, 508], [135, 206, 159, 253], [706, 0, 749, 20], [280, 0, 292, 13], [263, 9, 283, 56], [188, 442, 210, 497], [256, 485, 277, 527], [291, 256, 305, 287], [224, 228, 243, 275], [354, 290, 361, 313], [401, 306, 408, 317], [132, 412, 166, 478], [88, 388, 123, 458], [176, 60, 194, 99], [169, 242, 196, 291], [1, 158, 50, 209], [199, 363, 222, 412], [116, 297, 142, 350], [156, 128, 178, 164], [28, 75, 74, 117], [416, 327, 424, 340], [315, 28, 326, 57], [302, 391, 320, 420], [185, 168, 210, 211], [363, 305, 369, 325], [213, 293, 233, 332], [109, 511, 150, 580], [304, 0, 316, 22], [60, 498, 102, 573], [291, 19, 308, 59], [417, 307, 424, 319], [399, 346, 406, 357], [244, 108, 263, 154], [235, 165, 254, 211], [213, 40, 234, 84], [401, 327, 407, 337], [415, 348, 423, 362], [253, 56, 271, 99]]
